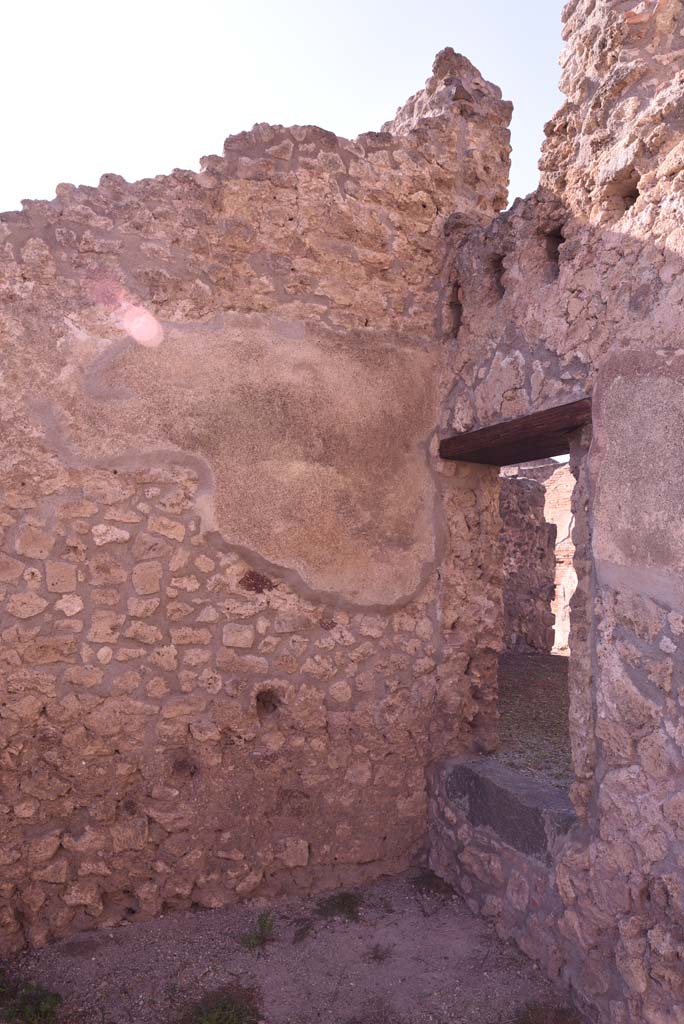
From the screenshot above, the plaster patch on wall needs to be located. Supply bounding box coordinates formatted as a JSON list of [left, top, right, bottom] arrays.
[[592, 355, 684, 583], [42, 313, 440, 607]]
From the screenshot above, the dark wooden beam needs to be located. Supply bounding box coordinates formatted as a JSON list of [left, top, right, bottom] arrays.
[[439, 398, 592, 467]]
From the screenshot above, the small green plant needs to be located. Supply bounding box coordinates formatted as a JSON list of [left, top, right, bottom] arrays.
[[513, 1004, 584, 1024], [316, 890, 363, 922], [240, 910, 274, 951], [292, 916, 314, 944], [190, 1004, 255, 1024], [181, 986, 259, 1024], [0, 970, 62, 1024]]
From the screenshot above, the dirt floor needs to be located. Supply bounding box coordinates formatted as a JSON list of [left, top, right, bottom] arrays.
[[495, 653, 572, 789], [1, 872, 583, 1024]]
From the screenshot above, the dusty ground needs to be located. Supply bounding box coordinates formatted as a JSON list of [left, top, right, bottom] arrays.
[[495, 653, 572, 789], [1, 872, 582, 1024]]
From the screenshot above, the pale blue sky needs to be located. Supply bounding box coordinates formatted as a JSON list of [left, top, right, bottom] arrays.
[[1, 0, 565, 213]]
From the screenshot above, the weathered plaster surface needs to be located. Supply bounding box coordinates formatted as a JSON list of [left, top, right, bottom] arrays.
[[52, 313, 440, 606], [1, 48, 510, 613], [593, 350, 684, 602]]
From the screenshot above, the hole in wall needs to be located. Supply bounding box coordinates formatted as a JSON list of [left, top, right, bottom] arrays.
[[239, 570, 275, 594], [491, 255, 506, 299], [544, 227, 565, 279], [623, 184, 640, 211], [121, 889, 139, 916], [622, 168, 642, 212], [256, 688, 281, 722], [448, 280, 463, 338], [607, 167, 641, 217]]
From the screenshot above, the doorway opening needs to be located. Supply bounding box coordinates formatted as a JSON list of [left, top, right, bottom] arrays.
[[496, 456, 577, 788], [439, 399, 591, 793]]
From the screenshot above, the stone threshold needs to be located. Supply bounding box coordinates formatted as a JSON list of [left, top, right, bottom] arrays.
[[440, 756, 577, 864]]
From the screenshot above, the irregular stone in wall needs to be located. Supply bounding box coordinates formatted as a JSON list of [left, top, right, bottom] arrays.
[[46, 561, 78, 593], [91, 525, 130, 546], [222, 623, 255, 648], [132, 561, 163, 595], [0, 555, 25, 582], [15, 527, 55, 560], [6, 592, 49, 619]]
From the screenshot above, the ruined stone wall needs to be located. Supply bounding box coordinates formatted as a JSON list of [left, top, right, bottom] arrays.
[[504, 462, 576, 655], [544, 465, 576, 654], [0, 51, 511, 952], [433, 2, 684, 1022], [499, 476, 556, 654]]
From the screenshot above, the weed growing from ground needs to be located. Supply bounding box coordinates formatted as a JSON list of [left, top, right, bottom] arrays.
[[368, 943, 394, 964], [513, 1004, 585, 1024], [240, 911, 274, 952], [180, 986, 259, 1024], [188, 1004, 254, 1024], [0, 971, 62, 1024], [316, 891, 362, 922], [292, 916, 315, 944]]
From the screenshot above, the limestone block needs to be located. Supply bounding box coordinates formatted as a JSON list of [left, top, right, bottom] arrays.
[[170, 627, 211, 645], [55, 594, 84, 617], [110, 817, 149, 853], [127, 596, 160, 617], [277, 838, 310, 868], [15, 526, 55, 559], [22, 637, 77, 665], [6, 592, 49, 619], [87, 611, 125, 644], [0, 555, 24, 582], [92, 524, 131, 546], [124, 621, 164, 645], [222, 623, 255, 648], [46, 561, 78, 593], [148, 516, 185, 542]]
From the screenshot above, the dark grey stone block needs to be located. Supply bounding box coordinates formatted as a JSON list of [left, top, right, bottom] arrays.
[[443, 757, 577, 863]]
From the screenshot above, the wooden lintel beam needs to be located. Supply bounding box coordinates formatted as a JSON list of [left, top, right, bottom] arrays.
[[439, 398, 592, 467]]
